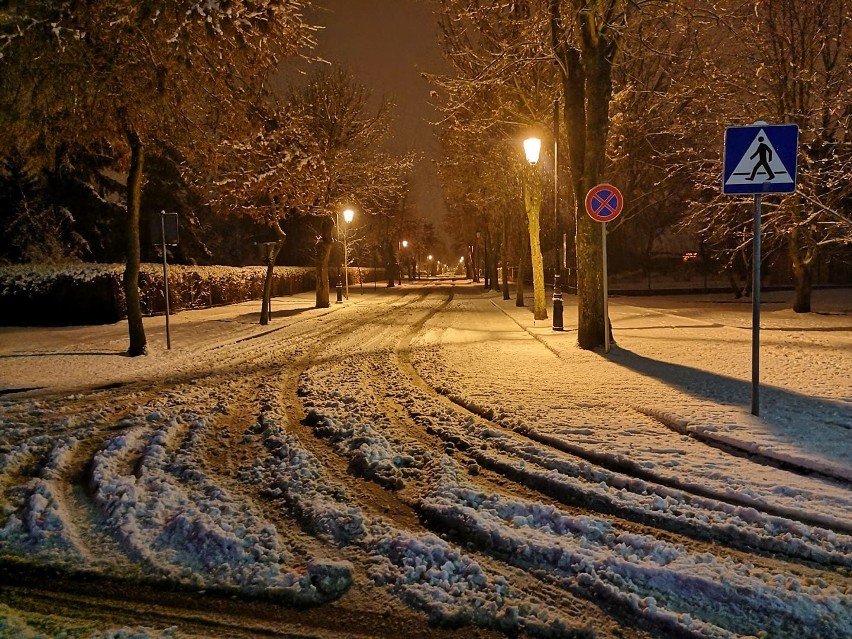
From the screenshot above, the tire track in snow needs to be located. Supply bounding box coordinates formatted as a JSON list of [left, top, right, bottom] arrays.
[[423, 298, 852, 540], [394, 296, 852, 566], [294, 290, 662, 638]]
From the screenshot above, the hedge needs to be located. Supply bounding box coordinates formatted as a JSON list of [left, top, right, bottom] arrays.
[[0, 263, 382, 326]]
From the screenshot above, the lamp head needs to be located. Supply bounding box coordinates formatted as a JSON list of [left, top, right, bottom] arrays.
[[523, 137, 542, 165], [343, 208, 354, 224]]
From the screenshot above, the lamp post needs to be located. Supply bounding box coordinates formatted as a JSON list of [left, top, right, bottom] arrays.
[[551, 99, 564, 331], [427, 254, 433, 278], [525, 134, 562, 330], [342, 208, 354, 300], [398, 239, 408, 285], [523, 135, 550, 322]]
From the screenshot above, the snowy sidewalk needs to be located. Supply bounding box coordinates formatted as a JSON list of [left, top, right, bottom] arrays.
[[488, 287, 852, 483], [0, 289, 358, 394]]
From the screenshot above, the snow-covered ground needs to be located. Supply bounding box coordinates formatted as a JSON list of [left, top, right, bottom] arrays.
[[1, 282, 850, 638]]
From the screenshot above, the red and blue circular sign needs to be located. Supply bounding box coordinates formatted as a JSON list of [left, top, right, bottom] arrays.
[[585, 184, 623, 222]]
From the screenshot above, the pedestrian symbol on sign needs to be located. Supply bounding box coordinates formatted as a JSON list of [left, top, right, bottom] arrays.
[[747, 136, 775, 181]]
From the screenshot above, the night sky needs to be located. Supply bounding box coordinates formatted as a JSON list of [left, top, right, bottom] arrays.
[[309, 0, 451, 249]]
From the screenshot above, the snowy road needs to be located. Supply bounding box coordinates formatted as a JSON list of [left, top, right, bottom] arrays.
[[1, 282, 850, 638]]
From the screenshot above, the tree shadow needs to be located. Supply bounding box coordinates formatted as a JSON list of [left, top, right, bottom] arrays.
[[610, 345, 851, 414], [232, 305, 317, 322], [607, 346, 852, 464], [0, 351, 129, 359]]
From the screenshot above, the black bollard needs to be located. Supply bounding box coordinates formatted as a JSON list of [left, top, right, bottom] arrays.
[[552, 273, 564, 331], [336, 278, 343, 303]]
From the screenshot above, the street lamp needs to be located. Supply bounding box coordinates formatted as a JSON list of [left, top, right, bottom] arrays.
[[427, 254, 433, 278], [398, 239, 408, 285], [523, 137, 542, 165], [525, 135, 562, 330], [342, 208, 354, 300]]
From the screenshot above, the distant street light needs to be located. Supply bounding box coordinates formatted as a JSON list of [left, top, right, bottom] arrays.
[[427, 254, 433, 277], [342, 208, 354, 300]]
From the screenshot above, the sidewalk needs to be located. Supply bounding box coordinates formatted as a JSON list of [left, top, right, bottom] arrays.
[[490, 288, 852, 481], [0, 291, 342, 394]]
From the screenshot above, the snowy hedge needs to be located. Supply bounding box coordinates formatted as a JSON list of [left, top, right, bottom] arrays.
[[0, 263, 378, 326]]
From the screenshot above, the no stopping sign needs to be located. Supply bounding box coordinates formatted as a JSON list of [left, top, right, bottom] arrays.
[[585, 184, 623, 222]]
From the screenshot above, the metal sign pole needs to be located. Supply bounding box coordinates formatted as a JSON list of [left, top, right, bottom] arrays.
[[602, 221, 610, 354], [161, 213, 171, 350], [751, 193, 761, 415]]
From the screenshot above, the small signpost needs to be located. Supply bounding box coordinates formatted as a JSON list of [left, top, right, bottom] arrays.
[[723, 122, 799, 415], [152, 211, 179, 349], [585, 184, 624, 353]]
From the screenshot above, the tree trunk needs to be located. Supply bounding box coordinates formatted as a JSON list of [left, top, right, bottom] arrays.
[[501, 209, 510, 300], [576, 41, 614, 348], [516, 225, 528, 307], [551, 0, 621, 349], [315, 216, 334, 308], [727, 269, 744, 299], [386, 241, 396, 287], [789, 228, 814, 313], [489, 226, 501, 292], [483, 230, 490, 289], [260, 257, 275, 325], [472, 238, 480, 283], [260, 222, 286, 325], [524, 164, 548, 320], [124, 130, 147, 357]]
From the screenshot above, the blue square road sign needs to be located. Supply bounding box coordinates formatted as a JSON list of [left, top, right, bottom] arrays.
[[723, 124, 798, 195]]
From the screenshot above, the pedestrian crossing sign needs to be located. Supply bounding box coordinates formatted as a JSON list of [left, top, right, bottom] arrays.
[[723, 123, 798, 194]]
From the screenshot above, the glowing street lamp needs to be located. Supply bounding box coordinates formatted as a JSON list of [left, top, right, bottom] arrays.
[[525, 133, 563, 330], [427, 254, 433, 277], [342, 208, 354, 300], [523, 137, 542, 165]]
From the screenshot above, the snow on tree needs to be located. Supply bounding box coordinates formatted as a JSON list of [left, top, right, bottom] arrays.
[[285, 66, 414, 308], [432, 2, 556, 319], [0, 1, 316, 353], [685, 0, 852, 312]]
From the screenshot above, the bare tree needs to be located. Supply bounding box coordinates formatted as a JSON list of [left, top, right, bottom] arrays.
[[201, 104, 327, 324], [548, 0, 637, 348], [680, 0, 851, 311], [287, 67, 414, 308]]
